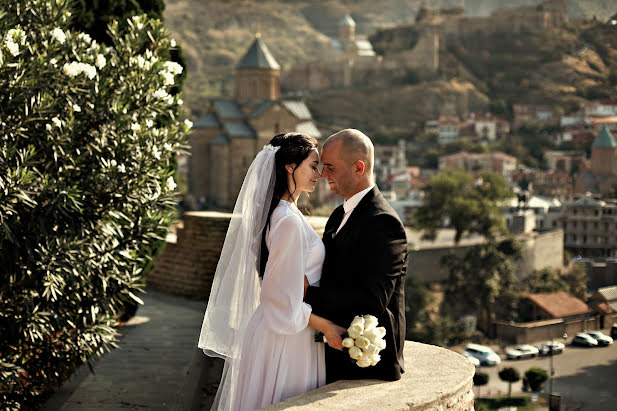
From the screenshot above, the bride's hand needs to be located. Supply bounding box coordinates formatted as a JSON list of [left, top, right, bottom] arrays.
[[323, 322, 347, 351], [303, 275, 309, 298]]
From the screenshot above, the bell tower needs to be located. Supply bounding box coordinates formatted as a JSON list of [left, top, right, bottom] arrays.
[[234, 34, 280, 103]]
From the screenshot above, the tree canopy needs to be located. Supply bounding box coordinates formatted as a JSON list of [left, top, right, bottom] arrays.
[[0, 1, 189, 407], [412, 169, 512, 243]]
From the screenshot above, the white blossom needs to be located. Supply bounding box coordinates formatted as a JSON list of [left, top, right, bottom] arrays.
[[163, 143, 173, 151], [177, 99, 183, 106], [153, 145, 161, 160], [110, 159, 117, 167], [5, 28, 26, 56], [160, 70, 174, 86], [72, 103, 81, 112], [77, 33, 92, 44], [62, 61, 97, 79], [118, 164, 126, 173], [342, 338, 355, 348], [153, 89, 172, 104], [51, 28, 66, 44], [5, 40, 19, 56], [165, 177, 177, 191], [50, 58, 57, 66], [170, 39, 177, 48], [363, 315, 378, 332], [163, 61, 183, 76], [46, 124, 52, 132], [145, 119, 154, 128], [136, 23, 144, 30], [52, 117, 62, 128], [95, 54, 106, 69], [183, 119, 193, 129], [131, 123, 141, 132]]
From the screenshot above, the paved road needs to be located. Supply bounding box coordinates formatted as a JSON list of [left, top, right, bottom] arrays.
[[470, 337, 617, 411], [43, 291, 212, 411]]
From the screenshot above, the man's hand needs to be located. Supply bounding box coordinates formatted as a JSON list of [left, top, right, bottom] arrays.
[[303, 275, 309, 299]]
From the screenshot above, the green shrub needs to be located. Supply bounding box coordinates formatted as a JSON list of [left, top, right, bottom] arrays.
[[0, 0, 189, 408], [476, 395, 531, 410], [525, 367, 549, 392]]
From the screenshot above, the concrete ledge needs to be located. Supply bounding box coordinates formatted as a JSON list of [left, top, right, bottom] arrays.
[[260, 341, 475, 410]]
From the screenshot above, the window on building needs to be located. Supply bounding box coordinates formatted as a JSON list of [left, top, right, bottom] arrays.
[[582, 221, 586, 229], [553, 221, 557, 227], [595, 210, 599, 216], [572, 234, 577, 242], [583, 235, 587, 243], [594, 222, 598, 229]]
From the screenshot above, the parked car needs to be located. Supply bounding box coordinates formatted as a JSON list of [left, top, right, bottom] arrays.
[[586, 331, 614, 346], [538, 341, 565, 355], [464, 343, 501, 366], [610, 323, 617, 340], [506, 344, 539, 360], [462, 351, 481, 367], [572, 332, 598, 347]]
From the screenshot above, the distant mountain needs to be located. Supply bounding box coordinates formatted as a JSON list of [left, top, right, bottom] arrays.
[[164, 0, 617, 130]]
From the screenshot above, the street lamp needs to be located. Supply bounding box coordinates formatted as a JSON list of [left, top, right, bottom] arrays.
[[548, 332, 567, 411]]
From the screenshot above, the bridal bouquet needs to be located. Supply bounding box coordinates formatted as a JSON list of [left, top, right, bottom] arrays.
[[316, 314, 386, 368]]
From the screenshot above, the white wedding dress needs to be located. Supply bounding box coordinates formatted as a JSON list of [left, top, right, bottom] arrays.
[[231, 200, 326, 411]]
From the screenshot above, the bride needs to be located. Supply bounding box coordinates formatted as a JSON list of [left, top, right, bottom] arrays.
[[198, 133, 346, 410]]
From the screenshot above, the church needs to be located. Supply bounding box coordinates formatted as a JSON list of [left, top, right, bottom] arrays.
[[189, 35, 321, 209], [574, 125, 617, 197]]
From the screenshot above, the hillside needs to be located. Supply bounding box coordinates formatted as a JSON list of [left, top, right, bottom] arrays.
[[163, 0, 617, 131]]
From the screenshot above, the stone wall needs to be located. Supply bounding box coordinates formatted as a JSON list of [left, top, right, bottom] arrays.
[[147, 211, 232, 299], [410, 229, 564, 283], [494, 314, 617, 344]]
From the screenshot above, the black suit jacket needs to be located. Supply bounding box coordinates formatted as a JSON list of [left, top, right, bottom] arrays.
[[305, 186, 408, 383]]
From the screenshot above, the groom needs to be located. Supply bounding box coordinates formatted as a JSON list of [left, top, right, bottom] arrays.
[[305, 129, 408, 383]]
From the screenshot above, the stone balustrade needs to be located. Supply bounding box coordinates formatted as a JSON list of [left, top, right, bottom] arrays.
[[261, 341, 475, 410]]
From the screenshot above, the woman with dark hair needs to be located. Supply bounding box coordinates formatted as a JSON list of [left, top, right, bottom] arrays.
[[199, 133, 346, 410]]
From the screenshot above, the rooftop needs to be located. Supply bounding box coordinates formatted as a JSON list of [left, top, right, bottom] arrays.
[[592, 124, 617, 148], [236, 36, 280, 70], [525, 291, 590, 318]]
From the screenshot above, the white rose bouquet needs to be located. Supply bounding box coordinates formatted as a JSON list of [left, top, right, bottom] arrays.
[[315, 315, 386, 368]]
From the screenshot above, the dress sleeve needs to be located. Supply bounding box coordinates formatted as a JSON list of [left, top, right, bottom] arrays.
[[261, 214, 312, 335]]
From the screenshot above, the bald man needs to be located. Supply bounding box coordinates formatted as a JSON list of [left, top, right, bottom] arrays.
[[305, 129, 408, 382]]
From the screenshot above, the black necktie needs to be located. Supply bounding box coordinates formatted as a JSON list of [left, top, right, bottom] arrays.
[[326, 207, 345, 240]]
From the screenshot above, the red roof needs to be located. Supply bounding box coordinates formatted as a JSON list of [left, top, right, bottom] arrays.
[[526, 291, 590, 318], [596, 302, 614, 314]]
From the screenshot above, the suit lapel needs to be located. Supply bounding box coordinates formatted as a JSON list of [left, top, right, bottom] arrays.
[[334, 186, 379, 237]]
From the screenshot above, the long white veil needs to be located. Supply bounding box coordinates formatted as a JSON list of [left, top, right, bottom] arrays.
[[198, 144, 279, 410]]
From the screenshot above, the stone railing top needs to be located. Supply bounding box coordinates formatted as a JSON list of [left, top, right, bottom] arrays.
[[260, 340, 475, 410], [184, 211, 234, 219]]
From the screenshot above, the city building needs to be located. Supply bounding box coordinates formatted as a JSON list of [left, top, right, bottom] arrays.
[[189, 36, 321, 208], [560, 193, 617, 259], [437, 116, 460, 145], [374, 140, 407, 188], [519, 291, 590, 322], [439, 151, 517, 177], [502, 194, 563, 231], [512, 170, 572, 200], [512, 104, 556, 128], [544, 151, 586, 174]]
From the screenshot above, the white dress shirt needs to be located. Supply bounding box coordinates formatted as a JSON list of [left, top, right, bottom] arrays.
[[336, 184, 375, 234]]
